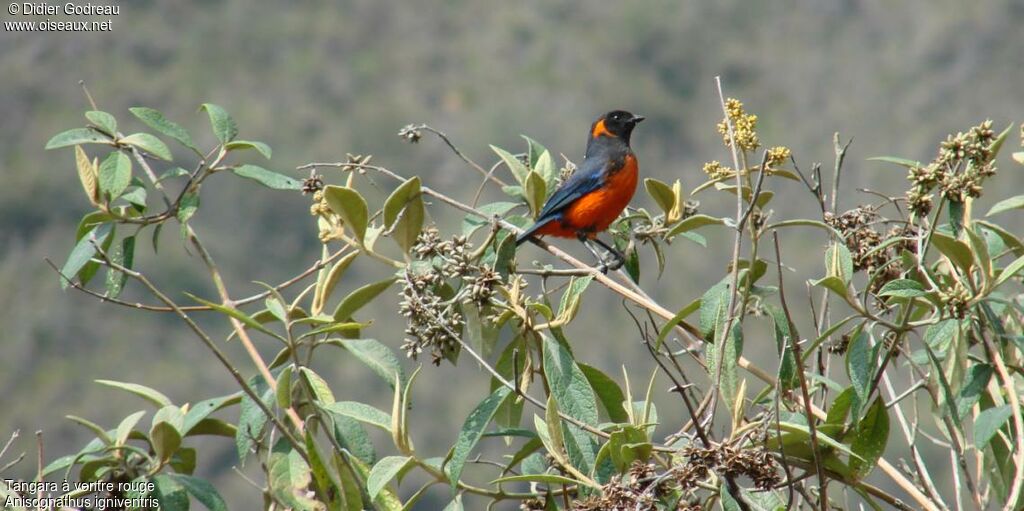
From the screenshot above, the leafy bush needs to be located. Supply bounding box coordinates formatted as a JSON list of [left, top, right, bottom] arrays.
[[9, 82, 1024, 510]]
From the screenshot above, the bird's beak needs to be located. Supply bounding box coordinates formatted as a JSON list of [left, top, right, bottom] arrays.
[[631, 114, 646, 123]]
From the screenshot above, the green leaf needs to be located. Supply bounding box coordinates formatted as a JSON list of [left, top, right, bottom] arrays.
[[995, 253, 1024, 289], [644, 178, 676, 216], [845, 331, 873, 414], [313, 250, 359, 314], [542, 336, 599, 476], [327, 359, 396, 405], [65, 415, 113, 445], [930, 232, 973, 274], [665, 214, 725, 239], [826, 387, 857, 425], [323, 185, 369, 243], [46, 128, 110, 149], [232, 164, 302, 190], [177, 190, 199, 224], [236, 374, 273, 464], [72, 221, 115, 289], [104, 235, 135, 299], [225, 140, 272, 159], [168, 474, 228, 511], [85, 110, 117, 136], [521, 135, 547, 168], [383, 177, 424, 253], [656, 299, 700, 349], [151, 405, 184, 463], [867, 156, 922, 169], [95, 379, 173, 408], [276, 365, 294, 409], [849, 397, 889, 479], [324, 401, 392, 432], [557, 275, 593, 322], [491, 145, 529, 185], [534, 150, 558, 188], [826, 242, 854, 284], [579, 364, 629, 423], [114, 410, 146, 446], [98, 151, 133, 200], [765, 304, 798, 391], [130, 107, 197, 150], [463, 302, 498, 359], [445, 386, 512, 492], [182, 393, 240, 435], [812, 275, 849, 298], [152, 474, 190, 511], [333, 278, 396, 321], [300, 367, 335, 405], [974, 405, 1013, 449], [268, 441, 319, 511], [988, 195, 1024, 217], [525, 170, 547, 218], [200, 103, 238, 144], [367, 456, 411, 501], [877, 279, 927, 298], [121, 132, 172, 161], [955, 364, 993, 420], [462, 201, 519, 237], [333, 413, 377, 465]]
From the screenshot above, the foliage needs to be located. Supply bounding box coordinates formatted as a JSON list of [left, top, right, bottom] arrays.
[[12, 87, 1024, 510]]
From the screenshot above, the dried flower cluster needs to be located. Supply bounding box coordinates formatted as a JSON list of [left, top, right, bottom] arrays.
[[398, 124, 422, 143], [571, 462, 666, 511], [679, 445, 780, 492], [717, 98, 760, 151], [399, 227, 502, 364], [825, 206, 916, 292], [905, 120, 999, 215]]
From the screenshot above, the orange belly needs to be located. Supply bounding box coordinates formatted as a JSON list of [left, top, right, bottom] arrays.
[[534, 154, 638, 238]]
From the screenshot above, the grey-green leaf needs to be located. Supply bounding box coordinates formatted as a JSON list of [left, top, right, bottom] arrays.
[[323, 185, 369, 243], [324, 401, 392, 432], [367, 456, 411, 500], [877, 278, 927, 298], [85, 110, 117, 136], [974, 405, 1013, 450], [98, 151, 133, 200], [121, 132, 172, 161], [445, 386, 512, 492], [200, 103, 238, 143], [336, 338, 406, 389], [168, 474, 228, 511], [46, 128, 111, 149], [129, 107, 196, 150], [232, 164, 302, 190], [225, 140, 272, 159]]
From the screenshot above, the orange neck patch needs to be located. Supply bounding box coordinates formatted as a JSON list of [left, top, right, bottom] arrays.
[[591, 119, 616, 139]]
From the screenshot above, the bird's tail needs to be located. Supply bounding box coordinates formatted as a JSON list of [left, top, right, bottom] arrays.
[[515, 221, 548, 246]]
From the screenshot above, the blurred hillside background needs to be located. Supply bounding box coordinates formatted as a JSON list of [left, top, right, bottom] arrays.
[[2, 0, 1023, 508]]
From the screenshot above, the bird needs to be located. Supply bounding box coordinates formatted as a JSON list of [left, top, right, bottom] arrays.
[[515, 110, 645, 272]]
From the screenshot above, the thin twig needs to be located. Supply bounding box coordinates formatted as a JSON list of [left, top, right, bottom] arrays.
[[772, 232, 828, 510]]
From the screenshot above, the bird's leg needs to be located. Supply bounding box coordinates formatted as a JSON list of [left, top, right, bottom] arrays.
[[577, 233, 611, 273], [589, 236, 626, 271], [576, 233, 624, 273]]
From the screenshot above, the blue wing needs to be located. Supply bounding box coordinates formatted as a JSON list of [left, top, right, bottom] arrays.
[[534, 155, 608, 222]]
